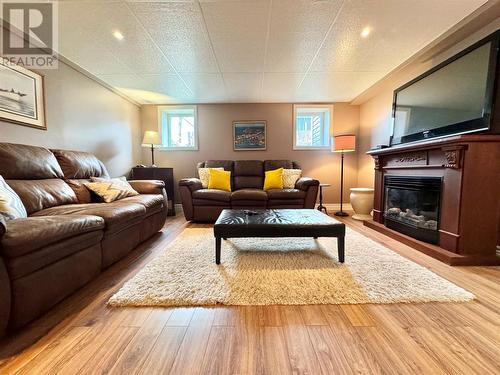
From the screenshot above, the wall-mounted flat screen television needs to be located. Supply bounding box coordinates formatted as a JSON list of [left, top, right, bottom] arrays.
[[391, 31, 499, 145]]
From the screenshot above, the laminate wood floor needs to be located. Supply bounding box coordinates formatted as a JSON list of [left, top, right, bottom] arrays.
[[0, 212, 499, 374]]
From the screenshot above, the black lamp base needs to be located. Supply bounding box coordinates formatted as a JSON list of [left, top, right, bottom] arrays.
[[334, 211, 349, 217]]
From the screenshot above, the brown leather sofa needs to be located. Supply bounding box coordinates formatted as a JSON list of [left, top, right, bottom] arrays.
[[179, 160, 319, 222], [0, 142, 167, 336]]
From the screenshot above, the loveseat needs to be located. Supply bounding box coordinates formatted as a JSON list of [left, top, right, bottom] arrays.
[[0, 142, 167, 336], [179, 160, 319, 222]]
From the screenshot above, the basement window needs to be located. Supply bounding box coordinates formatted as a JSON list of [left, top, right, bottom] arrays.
[[293, 104, 332, 150], [158, 105, 198, 150]]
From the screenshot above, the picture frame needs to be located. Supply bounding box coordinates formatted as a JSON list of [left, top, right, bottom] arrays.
[[0, 60, 46, 130], [233, 121, 266, 151]]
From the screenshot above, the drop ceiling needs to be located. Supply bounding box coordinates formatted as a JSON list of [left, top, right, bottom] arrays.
[[57, 0, 488, 105]]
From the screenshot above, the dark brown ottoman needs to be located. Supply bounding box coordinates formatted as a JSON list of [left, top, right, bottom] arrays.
[[213, 209, 345, 264]]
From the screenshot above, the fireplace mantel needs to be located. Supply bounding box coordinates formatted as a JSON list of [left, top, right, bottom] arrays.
[[365, 134, 500, 265]]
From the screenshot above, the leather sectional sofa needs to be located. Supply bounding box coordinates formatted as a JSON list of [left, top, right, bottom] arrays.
[[179, 160, 319, 222], [0, 142, 167, 336]]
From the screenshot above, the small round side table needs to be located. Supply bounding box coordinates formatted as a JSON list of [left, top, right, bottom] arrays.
[[317, 183, 331, 213]]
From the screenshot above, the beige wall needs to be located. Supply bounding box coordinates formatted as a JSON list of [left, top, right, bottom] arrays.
[[357, 19, 500, 187], [0, 61, 141, 177], [141, 103, 360, 203]]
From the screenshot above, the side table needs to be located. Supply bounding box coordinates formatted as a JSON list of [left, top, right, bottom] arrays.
[[317, 183, 331, 213], [130, 167, 175, 216]]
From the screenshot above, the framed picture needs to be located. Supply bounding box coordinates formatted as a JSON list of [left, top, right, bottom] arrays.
[[233, 121, 266, 151], [0, 60, 46, 130]]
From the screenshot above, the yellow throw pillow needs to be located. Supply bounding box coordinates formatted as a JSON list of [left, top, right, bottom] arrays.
[[263, 168, 284, 191], [198, 167, 223, 188], [208, 168, 231, 192]]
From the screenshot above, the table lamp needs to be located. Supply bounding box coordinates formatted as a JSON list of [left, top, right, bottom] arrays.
[[332, 134, 356, 217], [142, 130, 161, 167]]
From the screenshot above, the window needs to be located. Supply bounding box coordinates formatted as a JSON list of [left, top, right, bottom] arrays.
[[158, 105, 198, 150], [293, 104, 332, 150]]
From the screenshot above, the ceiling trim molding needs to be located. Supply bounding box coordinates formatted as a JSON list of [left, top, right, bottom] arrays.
[[58, 55, 142, 107], [350, 0, 500, 106]]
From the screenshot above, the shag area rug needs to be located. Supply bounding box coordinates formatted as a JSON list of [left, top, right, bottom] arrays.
[[108, 228, 474, 306]]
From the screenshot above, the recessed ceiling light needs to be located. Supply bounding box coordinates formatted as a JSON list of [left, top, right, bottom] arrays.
[[113, 30, 124, 41], [361, 27, 371, 38]]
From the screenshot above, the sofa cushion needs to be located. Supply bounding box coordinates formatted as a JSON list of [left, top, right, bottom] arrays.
[[232, 188, 268, 201], [0, 143, 64, 179], [119, 194, 164, 213], [233, 160, 263, 190], [234, 160, 263, 176], [32, 202, 146, 234], [264, 160, 299, 171], [266, 189, 306, 199], [193, 199, 230, 207], [1, 215, 104, 258], [192, 189, 231, 202], [233, 176, 263, 190], [66, 179, 93, 203], [6, 231, 103, 280], [200, 160, 234, 172], [51, 149, 109, 179], [7, 179, 78, 215]]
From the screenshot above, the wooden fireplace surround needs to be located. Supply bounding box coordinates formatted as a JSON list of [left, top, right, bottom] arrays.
[[365, 134, 500, 266]]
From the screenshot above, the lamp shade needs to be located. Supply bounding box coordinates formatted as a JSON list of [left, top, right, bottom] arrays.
[[332, 134, 356, 153], [142, 130, 161, 145]]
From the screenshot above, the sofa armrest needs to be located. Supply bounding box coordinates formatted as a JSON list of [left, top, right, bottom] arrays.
[[295, 177, 320, 191], [0, 215, 6, 240], [128, 180, 165, 195], [0, 256, 10, 338], [179, 178, 203, 192], [178, 178, 203, 221]]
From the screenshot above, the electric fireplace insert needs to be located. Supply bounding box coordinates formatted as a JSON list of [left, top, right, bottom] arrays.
[[384, 176, 442, 244]]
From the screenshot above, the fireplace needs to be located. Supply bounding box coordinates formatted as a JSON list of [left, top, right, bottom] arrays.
[[384, 176, 441, 244]]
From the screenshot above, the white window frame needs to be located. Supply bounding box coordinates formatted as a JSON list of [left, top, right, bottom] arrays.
[[157, 105, 199, 151], [293, 104, 333, 150]]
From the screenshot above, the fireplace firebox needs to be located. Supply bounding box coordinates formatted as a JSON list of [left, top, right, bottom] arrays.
[[384, 176, 442, 244]]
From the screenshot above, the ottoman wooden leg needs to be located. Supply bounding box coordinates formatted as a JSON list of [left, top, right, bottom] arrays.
[[338, 236, 345, 263], [215, 237, 221, 264]]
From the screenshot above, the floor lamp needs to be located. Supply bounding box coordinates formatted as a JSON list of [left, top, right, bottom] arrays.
[[332, 134, 356, 217], [142, 130, 161, 167]]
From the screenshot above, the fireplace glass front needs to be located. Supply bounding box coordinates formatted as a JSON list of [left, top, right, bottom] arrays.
[[384, 176, 442, 244]]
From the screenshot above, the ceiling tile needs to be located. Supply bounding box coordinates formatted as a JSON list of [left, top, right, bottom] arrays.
[[180, 73, 227, 102], [57, 0, 487, 104], [127, 2, 219, 73], [265, 0, 343, 73], [201, 0, 270, 72], [299, 72, 382, 102], [309, 0, 488, 73], [223, 73, 263, 102], [60, 1, 176, 75], [261, 73, 302, 102]]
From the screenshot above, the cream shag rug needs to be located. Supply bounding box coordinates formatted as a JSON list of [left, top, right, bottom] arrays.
[[108, 228, 474, 306]]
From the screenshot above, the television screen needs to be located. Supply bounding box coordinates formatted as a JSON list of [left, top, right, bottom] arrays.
[[391, 38, 497, 145]]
